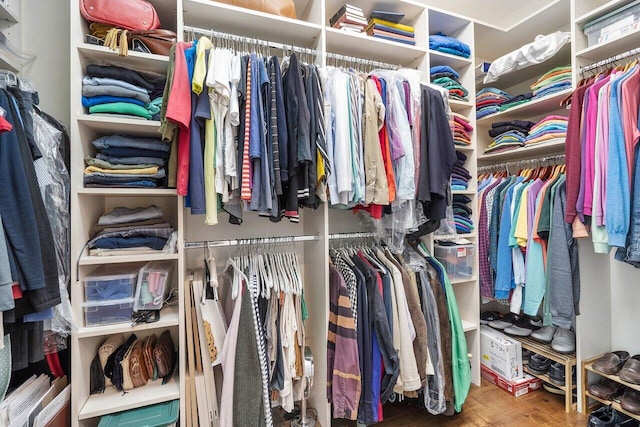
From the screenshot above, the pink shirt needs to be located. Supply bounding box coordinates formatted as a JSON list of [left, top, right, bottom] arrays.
[[595, 78, 612, 226], [621, 67, 640, 181], [583, 75, 610, 217]]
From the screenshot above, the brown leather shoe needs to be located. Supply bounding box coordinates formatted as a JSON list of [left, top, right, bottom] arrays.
[[592, 351, 630, 375], [588, 378, 625, 400], [619, 355, 640, 384], [621, 389, 640, 414]]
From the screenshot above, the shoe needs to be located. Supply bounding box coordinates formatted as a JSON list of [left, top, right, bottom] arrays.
[[480, 311, 502, 325], [543, 382, 565, 395], [619, 355, 640, 384], [615, 415, 638, 426], [530, 325, 557, 343], [621, 389, 640, 415], [504, 315, 542, 337], [522, 349, 532, 365], [593, 351, 631, 375], [589, 378, 626, 400], [588, 405, 620, 427], [549, 362, 576, 387], [528, 353, 552, 374], [488, 312, 520, 330], [551, 327, 576, 354]]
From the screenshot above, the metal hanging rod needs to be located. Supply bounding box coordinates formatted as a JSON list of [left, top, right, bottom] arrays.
[[183, 25, 318, 57], [329, 232, 378, 240], [184, 234, 319, 249], [478, 154, 565, 173], [325, 52, 400, 70], [581, 46, 640, 74]]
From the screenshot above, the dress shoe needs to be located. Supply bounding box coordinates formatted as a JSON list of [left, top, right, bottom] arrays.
[[488, 312, 520, 330], [549, 362, 576, 387], [621, 389, 640, 415], [522, 349, 532, 365], [619, 355, 640, 384], [551, 327, 576, 354], [589, 378, 626, 400], [480, 311, 502, 325], [504, 315, 542, 337], [528, 353, 551, 375], [593, 351, 631, 375], [614, 415, 638, 426], [530, 325, 557, 343]]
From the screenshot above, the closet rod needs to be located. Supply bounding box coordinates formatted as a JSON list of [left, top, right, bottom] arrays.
[[325, 52, 400, 70], [581, 46, 640, 73], [183, 25, 318, 57], [329, 232, 378, 240], [184, 234, 320, 249], [477, 154, 565, 173]]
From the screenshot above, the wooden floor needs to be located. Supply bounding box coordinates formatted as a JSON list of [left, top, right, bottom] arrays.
[[310, 378, 587, 426]]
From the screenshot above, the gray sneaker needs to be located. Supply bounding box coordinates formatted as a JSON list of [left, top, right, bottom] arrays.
[[551, 327, 576, 354], [530, 325, 557, 343]]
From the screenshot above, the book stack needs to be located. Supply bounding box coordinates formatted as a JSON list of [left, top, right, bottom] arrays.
[[329, 4, 368, 33], [365, 11, 415, 46]]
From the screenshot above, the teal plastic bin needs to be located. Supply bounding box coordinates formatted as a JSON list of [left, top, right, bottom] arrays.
[[98, 400, 179, 427]]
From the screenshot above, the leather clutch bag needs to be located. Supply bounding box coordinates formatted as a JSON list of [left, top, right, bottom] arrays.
[[90, 353, 105, 395], [120, 339, 136, 391], [128, 339, 149, 388], [128, 29, 176, 56], [109, 334, 136, 391], [154, 330, 176, 379], [143, 334, 158, 380], [99, 333, 124, 387]]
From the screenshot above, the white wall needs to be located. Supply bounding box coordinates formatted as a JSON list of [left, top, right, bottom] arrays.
[[19, 0, 70, 127]]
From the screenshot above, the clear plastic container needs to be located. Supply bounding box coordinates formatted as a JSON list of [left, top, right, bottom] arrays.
[[83, 298, 134, 327], [84, 264, 142, 302], [583, 0, 640, 47], [134, 261, 174, 311], [434, 243, 476, 281]]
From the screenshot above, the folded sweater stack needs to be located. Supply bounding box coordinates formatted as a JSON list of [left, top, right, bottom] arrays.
[[484, 120, 535, 154], [88, 205, 175, 256], [430, 65, 469, 101], [450, 112, 473, 147], [524, 115, 568, 145], [84, 135, 170, 188], [452, 151, 474, 234], [531, 66, 572, 100], [429, 32, 471, 58], [499, 92, 533, 111], [82, 64, 164, 120], [476, 87, 511, 119]]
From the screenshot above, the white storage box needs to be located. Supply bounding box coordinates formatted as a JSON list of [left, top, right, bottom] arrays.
[[583, 0, 640, 47], [480, 325, 523, 381], [83, 298, 134, 327], [134, 261, 174, 311], [84, 264, 141, 302]]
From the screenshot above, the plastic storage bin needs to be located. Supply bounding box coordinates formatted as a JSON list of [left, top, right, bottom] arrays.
[[83, 298, 135, 327], [98, 399, 179, 427], [434, 243, 475, 281], [84, 264, 142, 302], [583, 0, 640, 47], [134, 261, 174, 311]]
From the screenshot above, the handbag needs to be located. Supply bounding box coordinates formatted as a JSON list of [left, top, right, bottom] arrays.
[[90, 353, 105, 395], [120, 340, 136, 391], [128, 339, 149, 388], [98, 333, 124, 387], [80, 0, 160, 31], [109, 334, 136, 391], [215, 0, 296, 18], [128, 29, 177, 56], [142, 334, 158, 380], [153, 330, 176, 379]]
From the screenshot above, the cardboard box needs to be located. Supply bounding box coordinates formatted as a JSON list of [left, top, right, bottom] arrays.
[[481, 364, 542, 397], [480, 325, 523, 380]]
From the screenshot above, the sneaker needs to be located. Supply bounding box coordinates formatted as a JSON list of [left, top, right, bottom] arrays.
[[504, 315, 542, 337], [551, 327, 576, 354], [488, 312, 520, 330], [480, 311, 502, 325], [530, 325, 557, 343], [549, 362, 576, 387]]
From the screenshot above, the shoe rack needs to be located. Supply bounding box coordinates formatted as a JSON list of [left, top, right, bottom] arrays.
[[519, 336, 577, 412], [582, 355, 640, 422]]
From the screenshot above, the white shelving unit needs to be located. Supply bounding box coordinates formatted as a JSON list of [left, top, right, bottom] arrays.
[[70, 1, 181, 426]]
